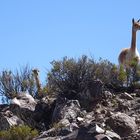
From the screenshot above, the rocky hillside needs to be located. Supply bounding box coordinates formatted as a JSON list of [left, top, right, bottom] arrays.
[[0, 79, 140, 140]]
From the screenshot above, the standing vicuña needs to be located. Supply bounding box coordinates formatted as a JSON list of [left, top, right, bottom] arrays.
[[118, 18, 140, 67]]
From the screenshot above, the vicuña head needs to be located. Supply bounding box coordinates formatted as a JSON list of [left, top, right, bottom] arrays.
[[118, 18, 140, 68]]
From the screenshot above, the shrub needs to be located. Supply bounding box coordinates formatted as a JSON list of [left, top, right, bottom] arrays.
[[0, 125, 38, 140], [47, 55, 121, 98], [117, 65, 127, 86], [0, 65, 37, 103], [126, 57, 140, 88]]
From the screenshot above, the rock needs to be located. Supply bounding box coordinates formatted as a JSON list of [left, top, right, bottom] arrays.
[[33, 97, 56, 130], [0, 111, 24, 130], [103, 91, 113, 99], [88, 124, 105, 134], [130, 93, 137, 97], [105, 130, 121, 140], [133, 89, 140, 97], [120, 92, 133, 100], [116, 99, 130, 112], [78, 79, 104, 109], [106, 112, 137, 137], [61, 130, 79, 140], [34, 136, 62, 140], [62, 123, 112, 140], [9, 93, 38, 128], [2, 82, 140, 140], [77, 117, 84, 122], [0, 93, 44, 131], [59, 122, 79, 136], [94, 134, 113, 140], [105, 111, 113, 117], [52, 97, 81, 122], [11, 92, 37, 111], [36, 121, 116, 140], [35, 118, 78, 139]]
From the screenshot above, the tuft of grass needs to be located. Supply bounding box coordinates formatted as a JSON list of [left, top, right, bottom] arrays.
[[0, 125, 38, 140]]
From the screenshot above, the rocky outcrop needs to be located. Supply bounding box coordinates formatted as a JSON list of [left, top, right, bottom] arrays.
[[0, 92, 37, 130], [0, 80, 140, 140]]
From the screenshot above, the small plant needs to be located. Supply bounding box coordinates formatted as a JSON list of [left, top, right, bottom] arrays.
[[118, 65, 127, 86], [0, 65, 37, 103], [0, 125, 38, 140], [111, 98, 118, 107]]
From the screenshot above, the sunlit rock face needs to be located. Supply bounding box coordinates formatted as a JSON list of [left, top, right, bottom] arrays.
[[10, 92, 37, 111]]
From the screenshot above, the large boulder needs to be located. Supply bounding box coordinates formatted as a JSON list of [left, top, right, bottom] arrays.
[[106, 112, 137, 137], [9, 93, 37, 127], [10, 92, 37, 111]]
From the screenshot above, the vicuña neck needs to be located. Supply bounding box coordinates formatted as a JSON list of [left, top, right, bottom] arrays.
[[131, 28, 137, 52]]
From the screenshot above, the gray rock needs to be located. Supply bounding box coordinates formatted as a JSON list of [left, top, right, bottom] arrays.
[[88, 124, 105, 134], [62, 123, 113, 140], [106, 112, 137, 137], [34, 136, 62, 140], [0, 93, 44, 131], [78, 79, 104, 109], [120, 92, 133, 100], [105, 130, 121, 140], [104, 91, 113, 99], [94, 134, 113, 140], [52, 97, 81, 122], [0, 111, 24, 130], [10, 92, 37, 111], [33, 97, 56, 130]]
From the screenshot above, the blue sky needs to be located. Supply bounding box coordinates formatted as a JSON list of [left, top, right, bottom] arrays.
[[0, 0, 140, 83]]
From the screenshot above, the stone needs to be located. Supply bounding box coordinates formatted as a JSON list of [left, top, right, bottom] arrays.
[[106, 112, 137, 137], [105, 130, 121, 140], [88, 124, 105, 134], [94, 134, 113, 140], [103, 91, 113, 99], [52, 97, 81, 122], [0, 111, 24, 130], [10, 92, 37, 111], [77, 117, 84, 122], [34, 136, 62, 140], [120, 92, 133, 100], [78, 79, 104, 109], [33, 97, 56, 130]]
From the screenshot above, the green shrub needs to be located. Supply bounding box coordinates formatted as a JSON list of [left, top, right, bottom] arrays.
[[118, 65, 127, 86], [47, 55, 140, 96], [0, 125, 38, 140], [126, 57, 140, 88], [47, 55, 121, 98]]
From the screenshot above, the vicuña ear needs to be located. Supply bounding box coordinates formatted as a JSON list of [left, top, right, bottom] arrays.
[[132, 18, 135, 24]]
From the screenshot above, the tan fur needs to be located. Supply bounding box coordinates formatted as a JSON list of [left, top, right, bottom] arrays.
[[118, 48, 130, 67], [32, 69, 42, 95]]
